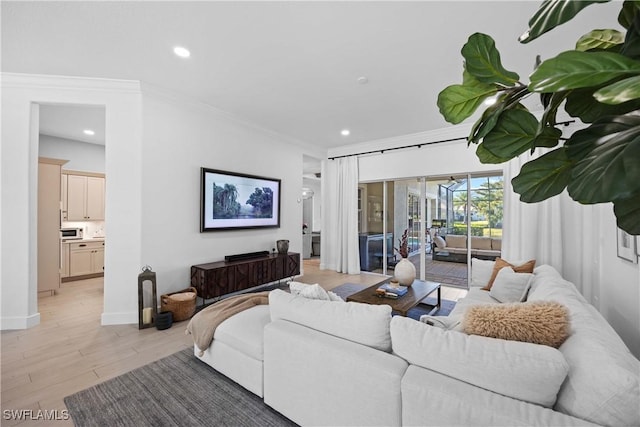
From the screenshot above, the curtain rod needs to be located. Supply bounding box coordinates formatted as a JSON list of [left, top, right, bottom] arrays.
[[328, 119, 576, 160]]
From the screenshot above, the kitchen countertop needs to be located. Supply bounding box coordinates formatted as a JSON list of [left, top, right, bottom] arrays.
[[62, 237, 105, 243]]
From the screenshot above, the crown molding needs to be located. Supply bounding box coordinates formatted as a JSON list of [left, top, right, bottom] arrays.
[[1, 72, 141, 94]]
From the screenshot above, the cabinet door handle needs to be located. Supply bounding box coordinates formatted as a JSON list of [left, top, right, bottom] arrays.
[[79, 244, 87, 247]]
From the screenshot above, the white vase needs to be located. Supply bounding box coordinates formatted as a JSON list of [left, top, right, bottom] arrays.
[[394, 258, 416, 286]]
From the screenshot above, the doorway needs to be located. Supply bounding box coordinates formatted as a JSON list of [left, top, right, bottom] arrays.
[[37, 103, 106, 320]]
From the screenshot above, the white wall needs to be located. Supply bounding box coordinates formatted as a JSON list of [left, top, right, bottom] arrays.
[[328, 125, 499, 183], [1, 73, 143, 329], [39, 134, 105, 173], [138, 86, 303, 300]]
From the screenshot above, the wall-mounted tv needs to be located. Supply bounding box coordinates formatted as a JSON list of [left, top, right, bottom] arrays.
[[201, 167, 281, 232]]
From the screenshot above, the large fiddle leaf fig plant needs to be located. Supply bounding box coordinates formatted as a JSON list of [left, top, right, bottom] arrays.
[[437, 0, 640, 235]]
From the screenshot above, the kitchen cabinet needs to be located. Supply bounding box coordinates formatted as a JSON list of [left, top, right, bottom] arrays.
[[61, 242, 70, 278], [65, 172, 105, 221], [69, 241, 105, 277]]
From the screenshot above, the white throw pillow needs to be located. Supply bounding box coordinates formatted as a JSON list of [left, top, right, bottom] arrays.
[[470, 258, 494, 287], [434, 235, 446, 249], [489, 267, 533, 303], [288, 281, 344, 302], [269, 289, 392, 352]]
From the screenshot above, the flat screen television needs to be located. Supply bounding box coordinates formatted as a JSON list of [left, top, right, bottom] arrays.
[[200, 167, 281, 232]]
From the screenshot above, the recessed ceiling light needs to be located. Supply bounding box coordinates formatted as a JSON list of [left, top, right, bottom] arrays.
[[357, 76, 369, 84], [83, 129, 95, 136], [341, 129, 350, 136], [173, 46, 191, 58]]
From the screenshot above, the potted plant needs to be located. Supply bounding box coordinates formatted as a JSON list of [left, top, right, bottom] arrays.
[[394, 229, 416, 286], [437, 0, 640, 235]]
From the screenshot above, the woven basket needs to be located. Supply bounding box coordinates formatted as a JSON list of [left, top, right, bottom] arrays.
[[160, 287, 197, 322]]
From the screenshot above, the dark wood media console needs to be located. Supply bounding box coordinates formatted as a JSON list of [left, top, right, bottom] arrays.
[[190, 252, 300, 301]]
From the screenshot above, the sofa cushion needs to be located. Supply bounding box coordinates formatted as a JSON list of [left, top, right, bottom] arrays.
[[472, 249, 501, 257], [269, 289, 392, 352], [390, 316, 569, 407], [470, 236, 492, 250], [488, 267, 533, 303], [491, 238, 502, 250], [446, 234, 466, 248], [213, 305, 271, 361], [483, 258, 536, 291], [526, 271, 640, 426], [462, 301, 570, 348]]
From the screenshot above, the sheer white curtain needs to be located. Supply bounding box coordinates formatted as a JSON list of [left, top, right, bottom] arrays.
[[502, 150, 564, 272], [320, 157, 360, 274]]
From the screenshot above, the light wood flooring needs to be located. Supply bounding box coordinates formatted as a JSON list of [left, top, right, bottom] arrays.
[[1, 260, 466, 425]]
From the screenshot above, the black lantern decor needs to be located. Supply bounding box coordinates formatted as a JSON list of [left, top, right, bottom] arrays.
[[138, 265, 158, 329]]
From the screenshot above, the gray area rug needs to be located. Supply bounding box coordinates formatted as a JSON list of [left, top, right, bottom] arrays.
[[332, 283, 456, 320], [64, 348, 296, 427]]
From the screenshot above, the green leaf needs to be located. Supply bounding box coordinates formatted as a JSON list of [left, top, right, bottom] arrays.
[[613, 195, 640, 234], [437, 83, 497, 124], [476, 143, 511, 164], [482, 109, 539, 158], [576, 29, 625, 51], [461, 33, 520, 86], [529, 51, 640, 93], [565, 85, 640, 122], [620, 9, 640, 59], [469, 86, 532, 145], [539, 91, 570, 128], [618, 0, 640, 29], [566, 112, 640, 204], [594, 75, 640, 103], [533, 126, 563, 150], [520, 0, 611, 44], [511, 148, 573, 202]]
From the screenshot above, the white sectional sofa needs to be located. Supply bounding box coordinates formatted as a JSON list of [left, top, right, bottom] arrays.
[[193, 264, 640, 426]]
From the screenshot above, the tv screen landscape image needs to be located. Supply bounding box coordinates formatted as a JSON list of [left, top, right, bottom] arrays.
[[201, 167, 281, 231]]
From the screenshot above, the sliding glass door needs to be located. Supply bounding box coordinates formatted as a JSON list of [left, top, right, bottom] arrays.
[[357, 173, 503, 288]]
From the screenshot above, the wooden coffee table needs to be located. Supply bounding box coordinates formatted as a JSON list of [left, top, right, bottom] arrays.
[[346, 278, 441, 316]]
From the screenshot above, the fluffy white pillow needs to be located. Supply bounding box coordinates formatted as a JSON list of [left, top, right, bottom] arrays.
[[288, 281, 344, 302], [434, 235, 446, 249], [470, 258, 494, 287], [327, 291, 345, 302], [489, 267, 533, 303]]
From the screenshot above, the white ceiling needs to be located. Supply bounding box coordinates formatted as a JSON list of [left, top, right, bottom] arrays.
[[39, 104, 106, 145], [2, 1, 622, 153]]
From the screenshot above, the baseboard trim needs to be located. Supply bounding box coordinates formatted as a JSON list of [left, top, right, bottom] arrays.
[[1, 312, 41, 330], [62, 272, 104, 283], [101, 311, 137, 326]]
